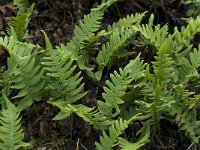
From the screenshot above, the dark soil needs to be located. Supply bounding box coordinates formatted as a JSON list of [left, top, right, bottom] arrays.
[[0, 0, 200, 149]]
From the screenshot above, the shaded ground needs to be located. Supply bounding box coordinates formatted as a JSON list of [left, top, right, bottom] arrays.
[[0, 0, 200, 149]]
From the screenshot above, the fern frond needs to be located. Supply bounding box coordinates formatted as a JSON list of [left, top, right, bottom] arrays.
[[0, 94, 30, 150], [118, 134, 149, 150], [95, 115, 143, 150], [95, 118, 129, 150], [13, 0, 28, 13], [98, 54, 146, 118], [176, 57, 198, 82], [42, 34, 86, 112], [0, 37, 45, 110], [152, 37, 175, 84], [65, 0, 116, 60], [7, 4, 34, 41], [173, 16, 200, 52], [190, 45, 200, 68], [107, 12, 147, 32], [132, 24, 169, 50], [95, 27, 138, 80], [51, 103, 112, 129]]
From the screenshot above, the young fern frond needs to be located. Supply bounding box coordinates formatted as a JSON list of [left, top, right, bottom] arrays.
[[7, 4, 34, 41], [98, 55, 146, 118], [0, 94, 30, 150], [42, 33, 86, 118], [0, 36, 45, 110]]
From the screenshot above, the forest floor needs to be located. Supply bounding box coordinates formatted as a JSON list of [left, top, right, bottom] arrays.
[[0, 0, 200, 149]]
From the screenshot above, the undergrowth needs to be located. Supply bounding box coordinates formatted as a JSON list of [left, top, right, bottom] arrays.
[[0, 0, 200, 149]]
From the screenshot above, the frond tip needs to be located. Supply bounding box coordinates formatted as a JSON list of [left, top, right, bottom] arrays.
[[0, 94, 30, 150]]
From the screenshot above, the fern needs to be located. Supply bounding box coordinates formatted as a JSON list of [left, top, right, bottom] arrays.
[[118, 134, 149, 150], [7, 4, 34, 41], [0, 36, 45, 110], [173, 16, 200, 53], [132, 24, 169, 50], [95, 115, 148, 150], [107, 12, 147, 32], [50, 103, 112, 130], [170, 85, 200, 143], [95, 29, 131, 80], [0, 93, 30, 150], [98, 54, 146, 118], [13, 0, 28, 13], [65, 0, 116, 60], [42, 33, 86, 118]]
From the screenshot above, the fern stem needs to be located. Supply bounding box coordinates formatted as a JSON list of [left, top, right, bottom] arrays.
[[68, 114, 74, 141]]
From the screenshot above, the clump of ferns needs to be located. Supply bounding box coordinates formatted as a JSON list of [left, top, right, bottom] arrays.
[[92, 15, 200, 149]]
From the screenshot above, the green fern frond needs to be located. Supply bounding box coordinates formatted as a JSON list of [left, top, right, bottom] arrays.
[[98, 54, 146, 118], [132, 24, 168, 50], [190, 45, 200, 68], [51, 103, 112, 129], [152, 37, 175, 84], [0, 37, 45, 110], [169, 85, 200, 143], [65, 0, 116, 60], [176, 57, 198, 82], [13, 0, 28, 13], [118, 134, 149, 150], [0, 93, 30, 150], [95, 114, 143, 150], [95, 118, 129, 150], [107, 12, 147, 32], [173, 16, 200, 52], [7, 4, 34, 41], [42, 34, 86, 114]]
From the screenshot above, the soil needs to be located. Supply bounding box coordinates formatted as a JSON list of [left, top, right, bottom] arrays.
[[0, 0, 200, 149]]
